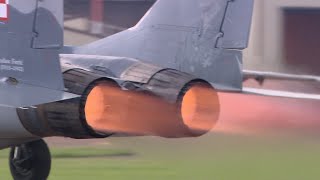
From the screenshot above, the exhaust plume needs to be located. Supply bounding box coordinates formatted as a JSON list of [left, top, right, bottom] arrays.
[[215, 92, 320, 136]]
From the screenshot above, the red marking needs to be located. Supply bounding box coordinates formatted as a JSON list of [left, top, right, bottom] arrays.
[[90, 0, 104, 22], [0, 3, 8, 21]]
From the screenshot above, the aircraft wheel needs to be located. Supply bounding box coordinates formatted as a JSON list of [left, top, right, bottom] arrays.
[[9, 139, 51, 180]]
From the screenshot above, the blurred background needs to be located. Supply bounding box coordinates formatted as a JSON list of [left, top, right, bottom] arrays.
[[2, 1, 320, 179], [63, 0, 320, 75], [246, 0, 320, 76], [64, 0, 154, 45]]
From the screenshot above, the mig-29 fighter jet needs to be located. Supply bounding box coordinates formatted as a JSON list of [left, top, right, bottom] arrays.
[[0, 0, 319, 179]]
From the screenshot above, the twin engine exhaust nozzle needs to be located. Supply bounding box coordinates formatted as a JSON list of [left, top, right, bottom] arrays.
[[18, 58, 220, 139]]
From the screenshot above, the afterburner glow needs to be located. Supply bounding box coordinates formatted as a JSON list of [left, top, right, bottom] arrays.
[[181, 83, 220, 136], [84, 81, 220, 137]]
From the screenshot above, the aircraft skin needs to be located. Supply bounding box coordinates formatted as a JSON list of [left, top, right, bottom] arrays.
[[0, 0, 319, 179], [0, 0, 254, 148], [63, 0, 254, 92]]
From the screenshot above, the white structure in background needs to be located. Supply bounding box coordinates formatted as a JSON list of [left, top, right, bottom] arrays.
[[245, 0, 320, 75]]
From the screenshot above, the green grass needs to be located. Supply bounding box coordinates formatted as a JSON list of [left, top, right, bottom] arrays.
[[1, 134, 320, 180], [51, 148, 134, 158]]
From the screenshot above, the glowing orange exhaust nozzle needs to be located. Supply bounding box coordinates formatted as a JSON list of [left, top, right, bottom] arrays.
[[84, 80, 220, 138], [180, 83, 220, 136], [84, 81, 126, 135], [84, 81, 179, 137]]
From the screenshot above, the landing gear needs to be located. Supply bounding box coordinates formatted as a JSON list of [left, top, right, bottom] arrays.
[[9, 139, 51, 180]]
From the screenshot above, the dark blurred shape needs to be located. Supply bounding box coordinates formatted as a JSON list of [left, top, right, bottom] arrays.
[[283, 8, 320, 75], [64, 0, 155, 37]]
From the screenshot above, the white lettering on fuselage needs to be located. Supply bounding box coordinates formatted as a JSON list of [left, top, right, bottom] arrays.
[[0, 58, 24, 72]]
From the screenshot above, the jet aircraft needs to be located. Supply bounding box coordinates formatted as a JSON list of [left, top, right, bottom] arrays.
[[0, 0, 319, 179]]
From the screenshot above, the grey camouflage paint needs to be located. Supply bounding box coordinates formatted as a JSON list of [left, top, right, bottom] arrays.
[[0, 0, 254, 149], [69, 0, 254, 91]]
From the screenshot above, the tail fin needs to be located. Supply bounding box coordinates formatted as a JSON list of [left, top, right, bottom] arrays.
[[0, 0, 64, 90], [74, 0, 254, 90]]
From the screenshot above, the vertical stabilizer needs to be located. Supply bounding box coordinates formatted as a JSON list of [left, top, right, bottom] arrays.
[[0, 0, 64, 90], [74, 0, 254, 91]]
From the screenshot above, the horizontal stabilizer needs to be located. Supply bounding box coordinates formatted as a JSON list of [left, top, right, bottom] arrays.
[[243, 70, 320, 84], [243, 87, 320, 101]]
